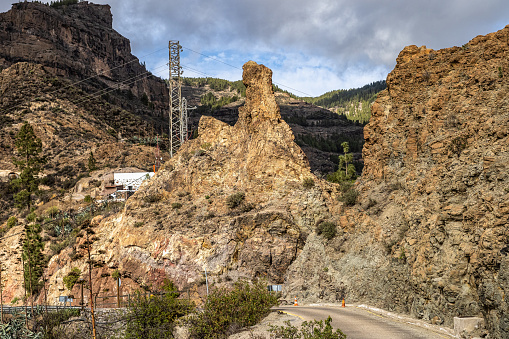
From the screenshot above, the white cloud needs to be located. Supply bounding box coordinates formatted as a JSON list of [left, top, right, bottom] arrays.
[[1, 0, 508, 95]]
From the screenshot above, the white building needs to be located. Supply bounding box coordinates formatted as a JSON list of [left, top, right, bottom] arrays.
[[113, 172, 155, 191]]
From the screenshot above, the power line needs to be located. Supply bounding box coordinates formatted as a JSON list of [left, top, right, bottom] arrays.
[[0, 47, 168, 115], [70, 63, 169, 108], [0, 231, 24, 241], [182, 46, 242, 71], [181, 45, 313, 97]]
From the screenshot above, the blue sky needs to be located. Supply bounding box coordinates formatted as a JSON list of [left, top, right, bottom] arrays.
[[1, 0, 508, 96]]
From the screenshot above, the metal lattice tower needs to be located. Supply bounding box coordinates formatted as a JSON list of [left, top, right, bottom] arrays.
[[168, 40, 188, 157]]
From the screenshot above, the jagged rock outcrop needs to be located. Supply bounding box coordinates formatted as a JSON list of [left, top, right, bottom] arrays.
[[0, 1, 168, 113], [284, 26, 509, 338], [41, 61, 339, 305]]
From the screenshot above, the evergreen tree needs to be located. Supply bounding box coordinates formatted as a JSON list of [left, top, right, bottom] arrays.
[[22, 222, 44, 296], [10, 122, 45, 210], [327, 142, 356, 183], [88, 151, 97, 172]]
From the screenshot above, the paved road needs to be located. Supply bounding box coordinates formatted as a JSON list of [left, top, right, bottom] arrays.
[[274, 306, 452, 339]]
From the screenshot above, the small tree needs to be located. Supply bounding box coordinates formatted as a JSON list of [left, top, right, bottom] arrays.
[[87, 151, 97, 172], [327, 142, 356, 183], [22, 222, 44, 315], [10, 122, 46, 210], [125, 279, 194, 339], [189, 280, 278, 338], [63, 268, 81, 291]]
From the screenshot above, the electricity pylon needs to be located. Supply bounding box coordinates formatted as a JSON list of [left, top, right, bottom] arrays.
[[168, 40, 189, 157]]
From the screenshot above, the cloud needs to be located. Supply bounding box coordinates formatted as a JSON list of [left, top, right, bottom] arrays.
[[1, 0, 508, 95]]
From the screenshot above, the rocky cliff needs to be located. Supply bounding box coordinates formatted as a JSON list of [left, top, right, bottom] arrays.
[[284, 26, 509, 338], [0, 1, 168, 113], [34, 61, 339, 306]]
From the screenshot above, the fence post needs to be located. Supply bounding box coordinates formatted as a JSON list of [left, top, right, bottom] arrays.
[[117, 278, 120, 308]]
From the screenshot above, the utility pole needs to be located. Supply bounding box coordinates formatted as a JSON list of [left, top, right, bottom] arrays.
[[20, 237, 28, 329], [86, 229, 97, 339], [0, 262, 3, 324], [168, 40, 189, 157]]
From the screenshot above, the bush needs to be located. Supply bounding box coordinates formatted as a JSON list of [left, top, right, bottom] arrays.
[[269, 316, 346, 339], [33, 308, 81, 339], [171, 202, 183, 209], [45, 206, 60, 218], [49, 239, 69, 255], [144, 194, 162, 203], [7, 216, 17, 228], [339, 188, 358, 206], [226, 192, 245, 209], [317, 221, 337, 240], [302, 177, 315, 189], [111, 269, 121, 280], [63, 267, 81, 291], [26, 211, 37, 222], [188, 280, 278, 338], [84, 195, 93, 203], [125, 280, 194, 339]]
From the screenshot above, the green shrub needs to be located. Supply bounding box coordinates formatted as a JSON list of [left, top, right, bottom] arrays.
[[50, 0, 79, 8], [125, 280, 194, 339], [26, 212, 37, 222], [269, 316, 346, 339], [63, 267, 81, 291], [7, 216, 17, 228], [302, 177, 315, 189], [188, 280, 278, 338], [226, 192, 245, 209], [171, 202, 183, 209], [317, 221, 337, 240], [33, 308, 81, 338], [134, 221, 144, 228], [144, 194, 162, 203], [84, 195, 93, 203], [111, 269, 121, 280], [339, 188, 358, 206], [49, 239, 69, 255]]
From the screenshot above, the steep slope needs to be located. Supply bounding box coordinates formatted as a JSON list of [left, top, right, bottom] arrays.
[[0, 62, 168, 222], [284, 26, 509, 337], [0, 1, 168, 114]]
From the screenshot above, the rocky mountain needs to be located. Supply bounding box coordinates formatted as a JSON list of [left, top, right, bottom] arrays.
[[2, 1, 508, 338], [284, 26, 509, 338], [183, 82, 365, 174], [0, 1, 168, 116], [8, 61, 339, 308]]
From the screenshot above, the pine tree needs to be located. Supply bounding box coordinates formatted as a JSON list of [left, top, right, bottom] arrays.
[[327, 142, 356, 183], [22, 222, 44, 297], [88, 151, 97, 172], [11, 122, 45, 210]]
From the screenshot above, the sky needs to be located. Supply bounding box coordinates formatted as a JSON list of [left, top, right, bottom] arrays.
[[1, 0, 508, 96]]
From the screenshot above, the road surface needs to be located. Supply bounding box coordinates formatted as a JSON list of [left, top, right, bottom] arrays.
[[274, 306, 453, 339]]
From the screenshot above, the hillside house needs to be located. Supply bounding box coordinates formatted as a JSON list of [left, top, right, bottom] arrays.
[[102, 172, 154, 200]]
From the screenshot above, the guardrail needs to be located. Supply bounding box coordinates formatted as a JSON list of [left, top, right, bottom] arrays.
[[1, 305, 81, 315], [0, 290, 192, 315]]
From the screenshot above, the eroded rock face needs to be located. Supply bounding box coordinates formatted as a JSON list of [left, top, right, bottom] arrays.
[[42, 61, 338, 305], [284, 26, 509, 337], [0, 2, 168, 111]]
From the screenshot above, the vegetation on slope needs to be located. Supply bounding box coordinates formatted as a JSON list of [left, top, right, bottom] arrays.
[[302, 80, 386, 123]]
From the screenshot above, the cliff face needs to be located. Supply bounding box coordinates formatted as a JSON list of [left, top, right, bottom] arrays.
[[40, 61, 339, 305], [0, 1, 168, 112], [284, 26, 509, 337]]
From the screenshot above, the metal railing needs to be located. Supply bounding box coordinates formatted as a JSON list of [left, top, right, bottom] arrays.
[[1, 289, 192, 315]]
